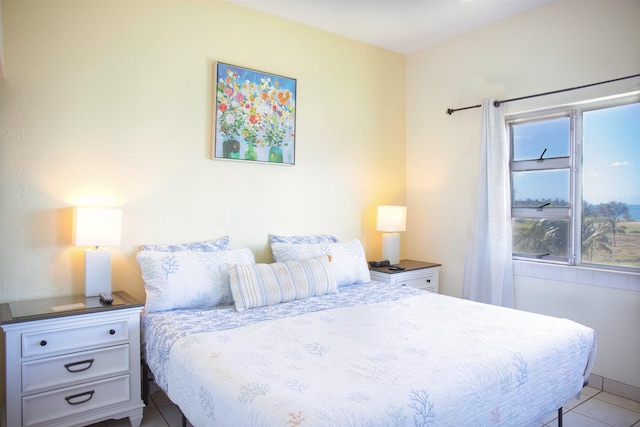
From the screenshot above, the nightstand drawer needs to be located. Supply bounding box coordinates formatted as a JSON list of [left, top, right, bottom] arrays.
[[22, 344, 130, 394], [22, 318, 129, 358], [398, 274, 437, 291], [22, 374, 131, 426]]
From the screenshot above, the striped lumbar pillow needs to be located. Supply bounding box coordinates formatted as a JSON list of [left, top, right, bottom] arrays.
[[228, 256, 337, 311]]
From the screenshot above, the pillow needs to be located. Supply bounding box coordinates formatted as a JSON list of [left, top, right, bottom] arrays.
[[268, 234, 339, 245], [137, 248, 255, 312], [228, 256, 337, 312], [270, 239, 370, 287], [141, 235, 230, 252]]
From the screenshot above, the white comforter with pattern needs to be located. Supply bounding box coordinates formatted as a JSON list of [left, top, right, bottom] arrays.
[[163, 290, 596, 427]]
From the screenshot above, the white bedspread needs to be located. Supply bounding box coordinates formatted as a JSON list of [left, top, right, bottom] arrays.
[[143, 281, 422, 391], [166, 292, 596, 427]]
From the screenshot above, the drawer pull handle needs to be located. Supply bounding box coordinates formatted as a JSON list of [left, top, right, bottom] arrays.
[[109, 329, 116, 335], [64, 358, 94, 373], [426, 279, 431, 283], [64, 390, 95, 405], [40, 340, 47, 347]]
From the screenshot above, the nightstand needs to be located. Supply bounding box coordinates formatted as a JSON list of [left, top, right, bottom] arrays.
[[369, 259, 441, 293], [0, 291, 144, 427]]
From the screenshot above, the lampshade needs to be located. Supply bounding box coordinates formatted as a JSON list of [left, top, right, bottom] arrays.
[[73, 207, 122, 297], [74, 207, 122, 247], [376, 205, 406, 265], [376, 206, 407, 232]]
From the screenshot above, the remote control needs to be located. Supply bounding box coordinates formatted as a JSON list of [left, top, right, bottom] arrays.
[[388, 265, 405, 271], [99, 293, 113, 305]]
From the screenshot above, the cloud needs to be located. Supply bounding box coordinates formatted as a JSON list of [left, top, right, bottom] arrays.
[[611, 161, 634, 167]]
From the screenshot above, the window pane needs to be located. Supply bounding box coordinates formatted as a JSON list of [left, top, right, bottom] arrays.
[[582, 102, 640, 269], [513, 218, 569, 258], [512, 117, 570, 161], [512, 169, 570, 207]]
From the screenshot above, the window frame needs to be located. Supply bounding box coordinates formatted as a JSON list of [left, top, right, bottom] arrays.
[[509, 110, 576, 264], [507, 93, 640, 274]]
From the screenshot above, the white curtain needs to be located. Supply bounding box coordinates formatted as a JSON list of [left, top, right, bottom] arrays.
[[461, 99, 514, 307]]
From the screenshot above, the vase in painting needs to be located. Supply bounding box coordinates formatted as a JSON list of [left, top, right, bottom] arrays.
[[268, 146, 283, 163], [223, 139, 240, 159], [244, 144, 257, 161]]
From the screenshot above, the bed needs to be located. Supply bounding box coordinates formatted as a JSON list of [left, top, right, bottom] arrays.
[[137, 235, 597, 427]]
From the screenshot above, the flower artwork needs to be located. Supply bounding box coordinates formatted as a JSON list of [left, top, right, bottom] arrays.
[[213, 63, 296, 164]]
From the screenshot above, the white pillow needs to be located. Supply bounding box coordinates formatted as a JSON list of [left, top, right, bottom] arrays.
[[228, 256, 337, 312], [137, 248, 255, 312], [270, 239, 370, 287]]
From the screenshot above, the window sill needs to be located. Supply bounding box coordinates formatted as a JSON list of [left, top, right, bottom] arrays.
[[513, 260, 640, 292]]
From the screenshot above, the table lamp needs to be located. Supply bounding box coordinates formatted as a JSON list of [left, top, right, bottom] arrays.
[[73, 207, 122, 296], [376, 205, 406, 265]]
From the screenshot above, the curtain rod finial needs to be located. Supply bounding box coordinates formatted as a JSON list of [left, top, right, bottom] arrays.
[[446, 108, 454, 115]]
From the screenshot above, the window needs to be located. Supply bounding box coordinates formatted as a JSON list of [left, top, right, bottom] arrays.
[[508, 97, 640, 272]]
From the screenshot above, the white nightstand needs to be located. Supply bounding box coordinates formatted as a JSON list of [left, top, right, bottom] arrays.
[[1, 292, 144, 427], [369, 259, 441, 293]]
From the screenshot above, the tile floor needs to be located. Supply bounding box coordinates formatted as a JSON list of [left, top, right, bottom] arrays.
[[90, 384, 640, 427]]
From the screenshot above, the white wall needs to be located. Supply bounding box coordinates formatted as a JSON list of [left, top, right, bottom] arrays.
[[0, 0, 406, 304], [406, 0, 640, 388], [515, 275, 640, 390]]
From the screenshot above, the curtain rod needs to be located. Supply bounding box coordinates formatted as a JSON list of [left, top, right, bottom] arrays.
[[445, 73, 640, 115]]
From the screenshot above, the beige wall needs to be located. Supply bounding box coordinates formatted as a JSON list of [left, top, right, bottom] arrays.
[[406, 0, 640, 387], [0, 0, 406, 304]]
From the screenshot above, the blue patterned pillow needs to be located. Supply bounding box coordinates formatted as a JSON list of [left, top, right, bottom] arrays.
[[228, 256, 337, 312], [268, 234, 339, 245], [137, 248, 255, 312], [141, 235, 230, 252]]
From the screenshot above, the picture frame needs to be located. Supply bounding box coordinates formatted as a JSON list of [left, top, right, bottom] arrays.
[[213, 62, 297, 165]]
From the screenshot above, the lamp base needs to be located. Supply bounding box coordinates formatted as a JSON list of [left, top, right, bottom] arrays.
[[84, 248, 112, 297], [381, 233, 400, 265]]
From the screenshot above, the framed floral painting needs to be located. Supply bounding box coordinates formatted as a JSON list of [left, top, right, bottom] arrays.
[[213, 62, 296, 165]]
